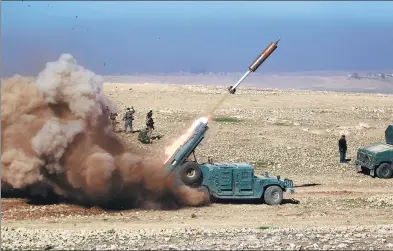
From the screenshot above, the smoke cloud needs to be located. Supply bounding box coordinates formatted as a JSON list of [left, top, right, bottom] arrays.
[[1, 54, 209, 209]]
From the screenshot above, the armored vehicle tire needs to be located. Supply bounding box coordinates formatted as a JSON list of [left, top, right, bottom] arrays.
[[263, 185, 283, 205], [376, 163, 393, 179], [179, 162, 202, 186]]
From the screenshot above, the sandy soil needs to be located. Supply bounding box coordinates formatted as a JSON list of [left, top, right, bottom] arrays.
[[2, 82, 393, 250], [104, 73, 393, 94]]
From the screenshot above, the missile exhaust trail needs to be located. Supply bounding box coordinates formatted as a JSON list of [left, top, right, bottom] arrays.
[[207, 39, 280, 119]]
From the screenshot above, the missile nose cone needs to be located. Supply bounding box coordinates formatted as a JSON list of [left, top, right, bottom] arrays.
[[274, 39, 280, 45]]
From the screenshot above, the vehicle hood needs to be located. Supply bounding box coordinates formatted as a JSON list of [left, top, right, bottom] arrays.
[[203, 162, 253, 168], [359, 142, 393, 155], [255, 175, 280, 180]]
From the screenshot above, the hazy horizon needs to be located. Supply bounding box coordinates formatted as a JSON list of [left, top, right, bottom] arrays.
[[2, 1, 393, 77]]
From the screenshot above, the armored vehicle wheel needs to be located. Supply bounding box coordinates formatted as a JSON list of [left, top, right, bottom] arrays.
[[376, 163, 393, 179], [263, 185, 283, 205], [179, 162, 202, 186]]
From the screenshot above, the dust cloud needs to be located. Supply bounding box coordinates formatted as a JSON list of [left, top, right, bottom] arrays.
[[1, 54, 209, 209]]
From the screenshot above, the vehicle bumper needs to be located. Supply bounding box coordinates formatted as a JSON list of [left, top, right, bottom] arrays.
[[287, 188, 295, 194], [355, 160, 376, 176], [284, 179, 295, 193], [355, 159, 373, 170], [355, 164, 362, 172]]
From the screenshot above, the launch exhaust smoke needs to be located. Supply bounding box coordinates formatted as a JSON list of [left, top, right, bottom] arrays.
[[1, 54, 210, 209]]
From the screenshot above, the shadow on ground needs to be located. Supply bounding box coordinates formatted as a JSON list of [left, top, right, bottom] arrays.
[[1, 189, 201, 211], [294, 183, 321, 188], [213, 198, 300, 205], [2, 189, 61, 205]]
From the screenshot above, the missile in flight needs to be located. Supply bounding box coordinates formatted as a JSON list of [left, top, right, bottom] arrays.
[[228, 39, 280, 94]]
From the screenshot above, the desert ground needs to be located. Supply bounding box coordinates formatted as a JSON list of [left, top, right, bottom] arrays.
[[2, 80, 393, 250]]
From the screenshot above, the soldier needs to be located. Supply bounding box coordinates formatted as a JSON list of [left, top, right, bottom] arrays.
[[130, 106, 136, 115], [338, 135, 347, 163], [109, 112, 118, 132], [123, 107, 135, 133], [138, 127, 150, 144], [146, 110, 155, 140], [130, 106, 136, 122], [146, 110, 153, 120]]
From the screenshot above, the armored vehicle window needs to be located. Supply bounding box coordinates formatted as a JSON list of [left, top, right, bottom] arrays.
[[241, 172, 249, 179], [222, 171, 231, 180]]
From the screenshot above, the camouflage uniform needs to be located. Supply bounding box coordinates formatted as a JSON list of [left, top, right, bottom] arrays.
[[147, 110, 153, 119], [123, 107, 135, 133], [138, 128, 151, 144], [110, 113, 118, 131], [146, 111, 155, 139]]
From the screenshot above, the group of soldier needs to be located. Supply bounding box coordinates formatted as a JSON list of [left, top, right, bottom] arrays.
[[106, 106, 156, 143], [105, 105, 352, 151]]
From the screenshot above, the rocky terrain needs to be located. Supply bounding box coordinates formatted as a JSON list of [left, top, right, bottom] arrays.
[[3, 225, 393, 250], [2, 83, 393, 250]]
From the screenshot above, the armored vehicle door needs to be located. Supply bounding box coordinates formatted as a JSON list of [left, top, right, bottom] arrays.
[[234, 169, 254, 196], [214, 167, 234, 196]]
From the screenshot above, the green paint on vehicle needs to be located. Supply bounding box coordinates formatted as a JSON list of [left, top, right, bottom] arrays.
[[355, 125, 393, 179], [164, 120, 295, 205]]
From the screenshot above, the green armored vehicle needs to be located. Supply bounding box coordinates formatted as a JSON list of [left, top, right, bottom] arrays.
[[165, 119, 294, 205], [355, 125, 393, 179]]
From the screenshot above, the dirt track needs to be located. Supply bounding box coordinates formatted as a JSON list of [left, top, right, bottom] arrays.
[[2, 176, 393, 227], [2, 83, 393, 250], [2, 179, 393, 250]]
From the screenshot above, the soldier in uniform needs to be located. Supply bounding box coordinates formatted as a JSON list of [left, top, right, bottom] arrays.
[[123, 107, 135, 133], [338, 135, 347, 163], [146, 110, 155, 140], [146, 110, 153, 120], [138, 127, 150, 144], [109, 112, 118, 132]]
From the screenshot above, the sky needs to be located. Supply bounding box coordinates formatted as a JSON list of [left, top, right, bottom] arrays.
[[2, 1, 393, 77]]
